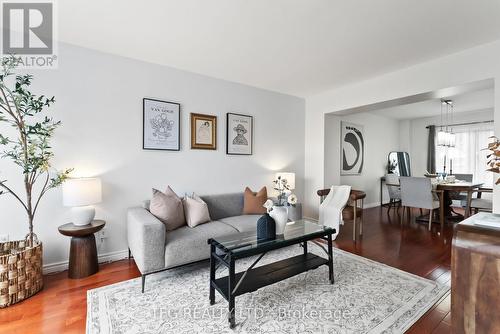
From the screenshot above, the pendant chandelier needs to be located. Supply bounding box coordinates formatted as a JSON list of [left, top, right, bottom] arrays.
[[437, 100, 455, 147]]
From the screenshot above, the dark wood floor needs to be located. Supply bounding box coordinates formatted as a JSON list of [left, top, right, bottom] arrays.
[[0, 205, 453, 334], [334, 206, 453, 334]]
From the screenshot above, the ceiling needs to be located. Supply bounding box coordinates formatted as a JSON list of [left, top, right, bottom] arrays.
[[58, 0, 500, 97], [371, 88, 494, 120]]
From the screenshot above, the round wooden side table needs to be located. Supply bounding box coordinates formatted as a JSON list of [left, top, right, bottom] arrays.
[[58, 220, 105, 279]]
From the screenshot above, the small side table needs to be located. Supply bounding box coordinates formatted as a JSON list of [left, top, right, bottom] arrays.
[[58, 220, 105, 279]]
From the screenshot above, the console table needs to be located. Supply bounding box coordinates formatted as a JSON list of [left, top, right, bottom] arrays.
[[58, 220, 105, 279], [452, 213, 500, 332]]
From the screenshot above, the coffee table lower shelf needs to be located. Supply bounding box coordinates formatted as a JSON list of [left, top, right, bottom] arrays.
[[211, 253, 328, 300]]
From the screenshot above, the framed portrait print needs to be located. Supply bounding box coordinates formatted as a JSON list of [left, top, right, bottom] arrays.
[[143, 98, 180, 151], [226, 113, 253, 155], [190, 113, 217, 150]]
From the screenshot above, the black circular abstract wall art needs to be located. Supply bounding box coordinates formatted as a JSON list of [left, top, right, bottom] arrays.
[[341, 122, 364, 175]]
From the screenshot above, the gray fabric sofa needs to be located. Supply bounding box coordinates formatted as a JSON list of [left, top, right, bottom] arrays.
[[127, 192, 261, 291]]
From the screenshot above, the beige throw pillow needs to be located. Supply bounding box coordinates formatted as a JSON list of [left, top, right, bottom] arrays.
[[150, 186, 186, 231], [183, 193, 211, 228]]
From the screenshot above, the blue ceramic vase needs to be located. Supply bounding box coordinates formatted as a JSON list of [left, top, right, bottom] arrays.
[[257, 213, 276, 241]]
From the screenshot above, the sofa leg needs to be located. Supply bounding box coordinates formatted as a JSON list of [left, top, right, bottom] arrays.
[[142, 275, 146, 293]]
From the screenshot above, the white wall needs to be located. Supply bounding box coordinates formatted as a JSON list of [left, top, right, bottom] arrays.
[[304, 39, 500, 219], [0, 43, 305, 271], [322, 112, 399, 209], [402, 109, 494, 177]]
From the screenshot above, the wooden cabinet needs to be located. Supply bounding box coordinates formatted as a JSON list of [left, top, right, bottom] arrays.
[[452, 213, 500, 333]]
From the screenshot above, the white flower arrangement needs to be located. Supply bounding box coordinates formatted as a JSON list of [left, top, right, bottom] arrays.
[[271, 175, 299, 208]]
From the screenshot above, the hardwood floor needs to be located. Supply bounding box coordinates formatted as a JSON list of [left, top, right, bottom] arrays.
[[335, 205, 453, 334], [1, 205, 453, 334]]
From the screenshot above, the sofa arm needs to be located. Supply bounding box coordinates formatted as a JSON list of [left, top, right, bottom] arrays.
[[127, 207, 166, 274]]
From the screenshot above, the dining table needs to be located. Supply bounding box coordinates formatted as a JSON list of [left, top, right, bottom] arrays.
[[436, 181, 483, 220]]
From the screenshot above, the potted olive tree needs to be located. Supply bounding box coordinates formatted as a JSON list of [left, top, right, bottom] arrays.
[[0, 56, 71, 307]]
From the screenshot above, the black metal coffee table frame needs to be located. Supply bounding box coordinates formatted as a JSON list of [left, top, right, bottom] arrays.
[[208, 222, 335, 328]]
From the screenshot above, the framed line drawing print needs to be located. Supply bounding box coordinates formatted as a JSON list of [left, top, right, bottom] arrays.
[[190, 113, 217, 150], [143, 98, 180, 151], [226, 113, 253, 155]]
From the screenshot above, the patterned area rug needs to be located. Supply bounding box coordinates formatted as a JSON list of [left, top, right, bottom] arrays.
[[87, 246, 449, 334]]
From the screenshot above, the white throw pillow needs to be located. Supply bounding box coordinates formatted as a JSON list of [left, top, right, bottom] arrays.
[[183, 193, 211, 228], [150, 186, 186, 231]]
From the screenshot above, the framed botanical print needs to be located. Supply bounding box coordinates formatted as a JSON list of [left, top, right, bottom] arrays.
[[190, 113, 217, 150], [143, 98, 180, 151], [226, 113, 253, 155]]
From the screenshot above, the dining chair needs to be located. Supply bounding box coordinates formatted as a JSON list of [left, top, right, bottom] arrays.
[[399, 177, 443, 230], [450, 173, 473, 205], [467, 188, 493, 213], [452, 173, 473, 182], [385, 173, 401, 211]]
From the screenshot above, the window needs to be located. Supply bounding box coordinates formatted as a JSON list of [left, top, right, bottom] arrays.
[[435, 123, 494, 187]]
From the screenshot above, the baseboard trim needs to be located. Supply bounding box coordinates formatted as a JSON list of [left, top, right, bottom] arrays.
[[304, 202, 381, 219], [364, 202, 381, 209], [43, 205, 383, 275], [43, 249, 129, 275]]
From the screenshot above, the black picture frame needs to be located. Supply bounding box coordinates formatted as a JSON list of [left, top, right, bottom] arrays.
[[142, 98, 181, 151], [226, 112, 253, 155]]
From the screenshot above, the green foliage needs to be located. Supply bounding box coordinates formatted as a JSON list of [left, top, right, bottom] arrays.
[[0, 55, 72, 245]]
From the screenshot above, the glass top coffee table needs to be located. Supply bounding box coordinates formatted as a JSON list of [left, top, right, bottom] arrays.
[[208, 219, 335, 328]]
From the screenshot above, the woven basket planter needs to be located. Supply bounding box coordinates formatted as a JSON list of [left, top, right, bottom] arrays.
[[0, 240, 43, 308]]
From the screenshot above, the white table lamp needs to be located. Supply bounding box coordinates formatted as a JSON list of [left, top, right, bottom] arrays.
[[275, 172, 295, 190], [63, 178, 102, 226]]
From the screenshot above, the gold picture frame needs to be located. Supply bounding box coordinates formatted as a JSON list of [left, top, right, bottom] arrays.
[[190, 113, 217, 150]]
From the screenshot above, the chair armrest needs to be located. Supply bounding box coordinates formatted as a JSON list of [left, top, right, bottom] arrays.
[[317, 189, 330, 197], [469, 188, 492, 199], [127, 207, 166, 274]]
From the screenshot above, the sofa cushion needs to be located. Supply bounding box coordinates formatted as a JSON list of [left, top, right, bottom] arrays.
[[243, 187, 267, 214], [219, 215, 261, 233], [149, 187, 186, 231], [200, 193, 244, 220], [164, 221, 238, 268]]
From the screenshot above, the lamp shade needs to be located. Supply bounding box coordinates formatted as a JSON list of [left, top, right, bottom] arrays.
[[448, 132, 456, 147], [275, 172, 295, 190], [437, 130, 447, 146], [63, 178, 102, 207]]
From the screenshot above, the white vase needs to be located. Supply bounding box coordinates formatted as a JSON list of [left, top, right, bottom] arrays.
[[270, 206, 288, 235]]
